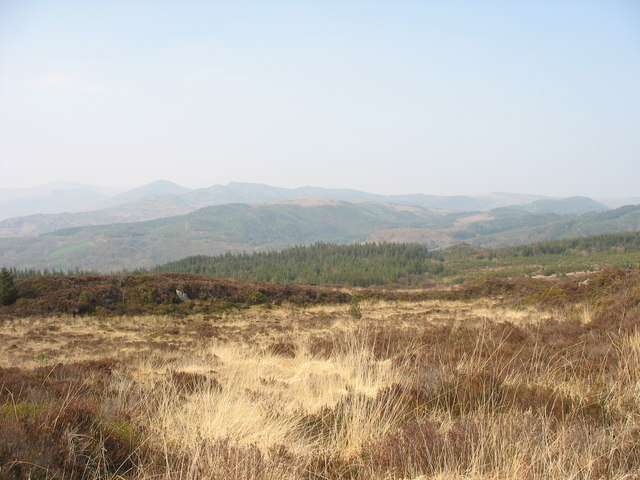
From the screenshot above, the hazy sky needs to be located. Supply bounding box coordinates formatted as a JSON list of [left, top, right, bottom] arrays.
[[1, 1, 639, 197]]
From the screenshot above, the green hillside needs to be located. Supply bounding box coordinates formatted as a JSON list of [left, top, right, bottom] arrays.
[[1, 201, 638, 272], [0, 201, 439, 271], [468, 204, 640, 247]]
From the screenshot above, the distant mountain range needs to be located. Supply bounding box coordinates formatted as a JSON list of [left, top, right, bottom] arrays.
[[0, 197, 638, 272], [0, 180, 637, 271], [0, 182, 120, 220], [0, 180, 620, 237]]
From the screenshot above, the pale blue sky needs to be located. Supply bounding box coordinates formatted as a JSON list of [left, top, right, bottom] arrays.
[[1, 0, 639, 196]]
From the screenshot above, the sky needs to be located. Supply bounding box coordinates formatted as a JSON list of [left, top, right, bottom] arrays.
[[0, 0, 639, 197]]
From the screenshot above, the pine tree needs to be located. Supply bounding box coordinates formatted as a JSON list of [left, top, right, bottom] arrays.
[[0, 266, 18, 305]]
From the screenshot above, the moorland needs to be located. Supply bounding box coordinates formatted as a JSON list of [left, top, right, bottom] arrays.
[[1, 263, 639, 479]]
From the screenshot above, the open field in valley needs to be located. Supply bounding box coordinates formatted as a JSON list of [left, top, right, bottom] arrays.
[[1, 272, 639, 479]]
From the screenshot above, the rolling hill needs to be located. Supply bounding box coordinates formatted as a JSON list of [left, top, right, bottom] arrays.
[[1, 181, 608, 238], [0, 200, 638, 272], [468, 204, 640, 247], [0, 201, 442, 271]]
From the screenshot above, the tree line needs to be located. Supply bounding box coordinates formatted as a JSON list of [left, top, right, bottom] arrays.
[[493, 231, 640, 257]]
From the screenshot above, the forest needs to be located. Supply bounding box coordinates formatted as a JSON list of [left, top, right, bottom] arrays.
[[8, 231, 640, 287], [150, 232, 640, 285]]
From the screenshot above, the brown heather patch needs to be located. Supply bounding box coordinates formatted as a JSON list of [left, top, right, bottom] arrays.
[[2, 273, 350, 317], [361, 268, 640, 323], [2, 268, 639, 329], [0, 358, 144, 480]]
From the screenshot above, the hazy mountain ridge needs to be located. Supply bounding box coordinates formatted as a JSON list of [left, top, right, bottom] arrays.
[[0, 182, 124, 219], [0, 180, 619, 237], [93, 180, 190, 209], [0, 189, 109, 220]]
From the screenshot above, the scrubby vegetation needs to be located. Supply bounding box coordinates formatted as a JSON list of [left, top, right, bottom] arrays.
[[0, 273, 349, 317], [3, 264, 640, 321], [1, 270, 639, 479], [436, 231, 640, 281]]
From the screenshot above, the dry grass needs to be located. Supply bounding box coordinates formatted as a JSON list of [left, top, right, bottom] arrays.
[[1, 298, 639, 479]]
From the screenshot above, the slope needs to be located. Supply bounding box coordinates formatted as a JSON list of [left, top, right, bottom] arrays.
[[1, 202, 637, 273]]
